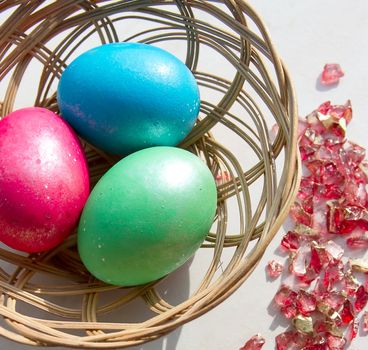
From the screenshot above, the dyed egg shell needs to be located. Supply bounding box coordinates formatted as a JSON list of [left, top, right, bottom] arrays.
[[57, 42, 200, 156], [78, 146, 217, 286], [0, 107, 90, 253]]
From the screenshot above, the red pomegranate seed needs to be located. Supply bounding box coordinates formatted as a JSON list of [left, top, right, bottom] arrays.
[[326, 202, 344, 234], [303, 127, 324, 146], [298, 267, 319, 286], [318, 99, 351, 122], [322, 291, 346, 310], [341, 207, 368, 233], [275, 331, 296, 350], [290, 202, 312, 226], [314, 144, 339, 163], [239, 334, 265, 350], [215, 171, 230, 185], [274, 286, 297, 308], [309, 245, 323, 273], [302, 195, 314, 215], [347, 234, 368, 248], [314, 320, 328, 334], [326, 334, 346, 350], [280, 231, 300, 251], [331, 100, 352, 124], [300, 145, 316, 162], [324, 241, 344, 260], [343, 271, 360, 297], [342, 141, 366, 165], [354, 285, 368, 312], [363, 311, 368, 332], [317, 183, 343, 200], [344, 181, 367, 207], [290, 251, 308, 277], [340, 300, 355, 325], [323, 260, 344, 289], [298, 177, 315, 200], [326, 203, 368, 234], [348, 319, 359, 342], [317, 101, 333, 114], [266, 260, 283, 278], [313, 277, 328, 298], [306, 159, 324, 179], [296, 290, 317, 315], [280, 304, 298, 319], [320, 64, 344, 85]]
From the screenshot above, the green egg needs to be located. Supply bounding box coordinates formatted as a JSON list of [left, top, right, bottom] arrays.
[[78, 146, 217, 286]]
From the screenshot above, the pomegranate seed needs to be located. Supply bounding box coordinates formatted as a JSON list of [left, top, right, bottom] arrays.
[[298, 267, 318, 286], [354, 285, 368, 312], [323, 260, 344, 289], [363, 311, 368, 332], [274, 286, 297, 308], [290, 244, 309, 277], [326, 334, 346, 350], [309, 245, 323, 273], [320, 64, 344, 86], [347, 234, 368, 248], [290, 202, 312, 226], [343, 271, 360, 297], [280, 304, 298, 319], [348, 319, 359, 342], [324, 241, 344, 260], [266, 260, 283, 278], [340, 300, 354, 325], [322, 291, 345, 310], [275, 331, 296, 350], [317, 101, 332, 114], [239, 334, 265, 350], [296, 290, 317, 315], [280, 231, 300, 251]]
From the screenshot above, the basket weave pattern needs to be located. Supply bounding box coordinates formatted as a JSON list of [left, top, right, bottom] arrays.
[[0, 0, 299, 348]]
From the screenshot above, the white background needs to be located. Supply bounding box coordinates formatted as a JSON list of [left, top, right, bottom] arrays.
[[1, 0, 368, 349]]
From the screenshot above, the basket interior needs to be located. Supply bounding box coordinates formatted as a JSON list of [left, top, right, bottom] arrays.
[[0, 1, 299, 348]]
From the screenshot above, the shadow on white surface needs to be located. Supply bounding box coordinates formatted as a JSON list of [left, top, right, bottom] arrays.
[[267, 300, 290, 332], [0, 256, 192, 350], [315, 74, 341, 92], [125, 259, 193, 350]]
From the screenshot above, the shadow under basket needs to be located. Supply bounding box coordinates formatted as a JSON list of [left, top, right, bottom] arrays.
[[0, 0, 299, 348]]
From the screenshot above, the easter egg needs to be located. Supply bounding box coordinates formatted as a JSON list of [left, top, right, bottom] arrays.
[[0, 107, 90, 253], [78, 146, 217, 286], [57, 42, 200, 155]]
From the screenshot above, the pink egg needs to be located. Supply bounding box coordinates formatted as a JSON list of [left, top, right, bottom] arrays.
[[0, 107, 90, 252]]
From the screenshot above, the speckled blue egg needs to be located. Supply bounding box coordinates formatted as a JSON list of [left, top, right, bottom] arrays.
[[57, 43, 200, 155]]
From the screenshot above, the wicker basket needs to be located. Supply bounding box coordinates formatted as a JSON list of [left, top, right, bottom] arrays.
[[0, 0, 299, 348]]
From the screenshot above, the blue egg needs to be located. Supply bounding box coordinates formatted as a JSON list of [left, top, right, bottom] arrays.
[[57, 43, 200, 155]]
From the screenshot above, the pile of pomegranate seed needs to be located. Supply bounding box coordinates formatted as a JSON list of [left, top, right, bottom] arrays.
[[268, 101, 368, 349]]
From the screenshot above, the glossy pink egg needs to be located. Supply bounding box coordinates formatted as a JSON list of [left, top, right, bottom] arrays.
[[0, 107, 90, 252]]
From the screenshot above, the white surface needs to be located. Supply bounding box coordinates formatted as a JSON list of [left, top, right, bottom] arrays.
[[1, 1, 368, 349]]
